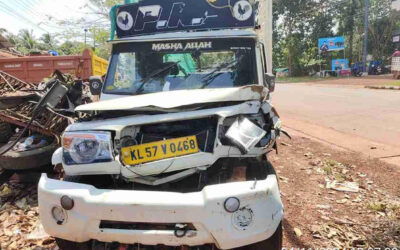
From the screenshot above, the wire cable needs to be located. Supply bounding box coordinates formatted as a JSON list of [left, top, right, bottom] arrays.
[[0, 1, 48, 32]]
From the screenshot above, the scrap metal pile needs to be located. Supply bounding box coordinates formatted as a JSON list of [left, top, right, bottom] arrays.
[[0, 71, 73, 137], [0, 70, 90, 170]]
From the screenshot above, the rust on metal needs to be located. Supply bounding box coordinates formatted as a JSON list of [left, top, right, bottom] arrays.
[[0, 71, 35, 95], [0, 101, 68, 137], [0, 71, 71, 138], [0, 49, 93, 83]]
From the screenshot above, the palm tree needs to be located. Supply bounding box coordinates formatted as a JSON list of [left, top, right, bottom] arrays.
[[0, 28, 7, 36], [40, 33, 57, 50], [18, 29, 37, 51]]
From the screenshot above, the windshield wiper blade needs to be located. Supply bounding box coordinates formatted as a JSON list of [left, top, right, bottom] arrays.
[[135, 61, 180, 94], [200, 56, 243, 89]]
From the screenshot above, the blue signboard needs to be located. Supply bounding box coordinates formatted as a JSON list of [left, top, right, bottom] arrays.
[[332, 59, 349, 71], [116, 0, 255, 38], [319, 37, 345, 52]]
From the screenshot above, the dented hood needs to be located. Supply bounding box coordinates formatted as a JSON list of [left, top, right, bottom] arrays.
[[76, 86, 267, 112]]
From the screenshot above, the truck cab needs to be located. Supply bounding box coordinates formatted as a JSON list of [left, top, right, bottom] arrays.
[[38, 1, 283, 249]]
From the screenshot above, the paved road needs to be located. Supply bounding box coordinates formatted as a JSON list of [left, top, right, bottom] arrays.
[[273, 83, 400, 166]]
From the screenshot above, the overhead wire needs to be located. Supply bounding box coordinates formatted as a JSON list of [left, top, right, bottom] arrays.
[[0, 1, 48, 32]]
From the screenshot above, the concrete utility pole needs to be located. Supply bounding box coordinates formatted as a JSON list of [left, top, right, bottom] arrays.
[[362, 0, 370, 72], [265, 0, 273, 74], [256, 0, 273, 74], [84, 29, 88, 46]]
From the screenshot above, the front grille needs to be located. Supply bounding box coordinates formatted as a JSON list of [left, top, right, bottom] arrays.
[[136, 117, 217, 153], [99, 221, 196, 231]]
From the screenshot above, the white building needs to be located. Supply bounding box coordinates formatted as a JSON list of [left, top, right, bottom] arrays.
[[393, 0, 400, 11]]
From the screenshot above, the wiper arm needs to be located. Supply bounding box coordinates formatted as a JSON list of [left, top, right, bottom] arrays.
[[135, 61, 180, 94], [200, 56, 243, 89]]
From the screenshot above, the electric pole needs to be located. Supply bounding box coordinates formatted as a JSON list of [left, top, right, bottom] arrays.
[[84, 29, 88, 46], [362, 0, 370, 72], [93, 28, 96, 50]]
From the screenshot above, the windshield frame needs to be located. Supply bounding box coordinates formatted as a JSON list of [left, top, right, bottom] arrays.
[[103, 37, 259, 96]]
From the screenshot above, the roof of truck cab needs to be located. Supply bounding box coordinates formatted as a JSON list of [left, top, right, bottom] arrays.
[[110, 29, 257, 43]]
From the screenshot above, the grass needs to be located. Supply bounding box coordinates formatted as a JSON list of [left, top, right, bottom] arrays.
[[368, 203, 387, 212], [276, 76, 326, 83], [322, 166, 332, 175], [383, 81, 400, 87], [325, 159, 338, 167]]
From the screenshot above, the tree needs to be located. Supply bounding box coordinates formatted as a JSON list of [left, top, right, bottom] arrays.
[[274, 0, 335, 76], [368, 0, 398, 62], [39, 33, 57, 51], [0, 28, 7, 36], [336, 0, 362, 65], [18, 29, 37, 53]]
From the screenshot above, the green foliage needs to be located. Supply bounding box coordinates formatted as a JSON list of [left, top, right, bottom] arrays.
[[274, 0, 400, 76], [274, 0, 336, 76]]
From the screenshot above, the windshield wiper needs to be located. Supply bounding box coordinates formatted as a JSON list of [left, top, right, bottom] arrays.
[[135, 61, 180, 94], [200, 56, 243, 89]]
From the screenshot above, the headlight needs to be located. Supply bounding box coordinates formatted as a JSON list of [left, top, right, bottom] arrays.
[[62, 131, 113, 165], [225, 117, 266, 153]]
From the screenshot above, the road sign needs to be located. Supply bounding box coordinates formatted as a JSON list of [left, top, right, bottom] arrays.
[[319, 37, 345, 52]]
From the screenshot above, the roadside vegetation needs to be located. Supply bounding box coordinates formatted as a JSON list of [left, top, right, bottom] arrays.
[[0, 0, 122, 59], [274, 0, 398, 77], [384, 81, 400, 86], [277, 76, 332, 83]]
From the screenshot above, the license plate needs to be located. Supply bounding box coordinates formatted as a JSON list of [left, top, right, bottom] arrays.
[[121, 136, 199, 165]]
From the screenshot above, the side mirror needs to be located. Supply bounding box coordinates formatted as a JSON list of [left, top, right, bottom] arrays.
[[89, 76, 103, 96], [264, 73, 276, 93]]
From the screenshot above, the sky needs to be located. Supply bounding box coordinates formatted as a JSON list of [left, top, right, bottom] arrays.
[[0, 0, 109, 41], [394, 0, 400, 11]]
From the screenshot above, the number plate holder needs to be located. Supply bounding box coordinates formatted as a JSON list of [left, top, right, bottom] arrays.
[[121, 136, 199, 166]]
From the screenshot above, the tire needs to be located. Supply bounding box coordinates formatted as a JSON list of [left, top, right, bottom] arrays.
[[236, 222, 282, 250], [246, 158, 276, 181], [0, 140, 59, 170], [63, 175, 83, 183], [0, 122, 12, 143], [55, 238, 91, 250]]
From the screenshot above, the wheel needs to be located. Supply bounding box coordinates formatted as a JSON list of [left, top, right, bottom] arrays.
[[55, 238, 91, 250], [0, 139, 59, 170], [0, 122, 12, 143], [236, 222, 282, 250], [246, 158, 276, 181]]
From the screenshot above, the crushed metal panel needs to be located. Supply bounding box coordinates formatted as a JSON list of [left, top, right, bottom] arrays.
[[76, 85, 267, 112]]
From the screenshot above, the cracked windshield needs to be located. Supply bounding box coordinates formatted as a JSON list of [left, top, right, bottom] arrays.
[[104, 40, 257, 95]]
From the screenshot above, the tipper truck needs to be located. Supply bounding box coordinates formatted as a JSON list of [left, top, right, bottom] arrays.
[[38, 0, 284, 249]]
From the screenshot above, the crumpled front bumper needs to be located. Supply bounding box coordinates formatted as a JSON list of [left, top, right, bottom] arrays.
[[38, 174, 283, 249]]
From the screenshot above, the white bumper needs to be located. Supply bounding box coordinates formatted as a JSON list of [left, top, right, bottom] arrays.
[[38, 174, 283, 249]]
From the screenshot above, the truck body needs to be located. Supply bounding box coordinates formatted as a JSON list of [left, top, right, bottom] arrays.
[[38, 1, 283, 249], [0, 49, 108, 83]]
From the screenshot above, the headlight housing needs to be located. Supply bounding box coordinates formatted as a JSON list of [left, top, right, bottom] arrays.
[[225, 117, 266, 154], [62, 131, 113, 165]]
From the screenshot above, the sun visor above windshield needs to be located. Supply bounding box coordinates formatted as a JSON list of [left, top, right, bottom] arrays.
[[115, 0, 256, 38]]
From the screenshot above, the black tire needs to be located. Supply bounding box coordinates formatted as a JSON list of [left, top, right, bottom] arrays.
[[63, 175, 83, 183], [0, 140, 59, 170], [246, 158, 276, 181], [0, 122, 12, 143], [55, 238, 91, 250], [236, 222, 282, 250]]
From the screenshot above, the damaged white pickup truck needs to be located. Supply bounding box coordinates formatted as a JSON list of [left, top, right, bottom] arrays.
[[38, 0, 284, 249]]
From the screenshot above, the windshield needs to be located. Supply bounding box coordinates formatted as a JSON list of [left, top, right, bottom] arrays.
[[104, 38, 257, 95]]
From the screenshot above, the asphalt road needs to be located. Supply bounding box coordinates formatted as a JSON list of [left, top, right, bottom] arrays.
[[273, 83, 400, 166]]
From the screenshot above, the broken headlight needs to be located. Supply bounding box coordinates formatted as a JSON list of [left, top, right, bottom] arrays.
[[225, 117, 266, 153], [62, 131, 113, 165]]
